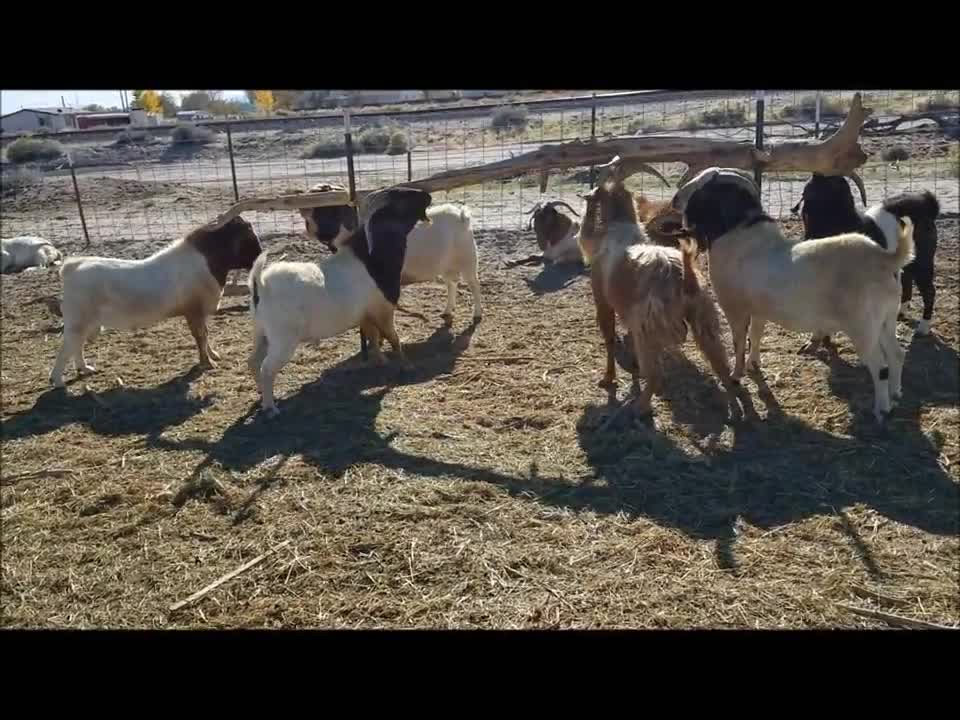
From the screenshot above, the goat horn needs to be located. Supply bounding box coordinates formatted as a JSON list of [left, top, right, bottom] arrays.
[[545, 200, 581, 217], [847, 171, 867, 206], [673, 167, 761, 213], [634, 162, 672, 189], [523, 203, 544, 215]]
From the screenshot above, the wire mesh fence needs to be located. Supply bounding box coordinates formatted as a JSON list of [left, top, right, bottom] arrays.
[[2, 89, 957, 251]]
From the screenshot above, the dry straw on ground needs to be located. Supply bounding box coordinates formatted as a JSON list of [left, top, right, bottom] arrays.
[[1, 216, 958, 629]]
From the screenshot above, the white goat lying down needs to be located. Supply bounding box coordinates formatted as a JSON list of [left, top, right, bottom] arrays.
[[50, 217, 263, 387], [2, 236, 62, 274], [248, 186, 433, 417], [672, 167, 915, 423], [299, 183, 482, 325]]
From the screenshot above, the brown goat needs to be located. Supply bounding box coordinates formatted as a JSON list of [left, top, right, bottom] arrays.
[[578, 175, 734, 418]]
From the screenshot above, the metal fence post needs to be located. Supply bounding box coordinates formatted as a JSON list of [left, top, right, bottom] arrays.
[[407, 150, 413, 182], [754, 91, 765, 191], [226, 123, 240, 203], [343, 108, 366, 359], [814, 91, 822, 140], [588, 93, 598, 188], [68, 154, 91, 248]]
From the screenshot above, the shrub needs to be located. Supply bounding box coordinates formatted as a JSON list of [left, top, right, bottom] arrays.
[[1, 166, 41, 195], [114, 129, 149, 146], [920, 92, 958, 112], [778, 94, 845, 121], [302, 139, 348, 159], [171, 124, 214, 145], [5, 136, 65, 164], [491, 105, 528, 132], [359, 127, 392, 153], [386, 131, 409, 155], [882, 145, 911, 163], [700, 104, 747, 126]]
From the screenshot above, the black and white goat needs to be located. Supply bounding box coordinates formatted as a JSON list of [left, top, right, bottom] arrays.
[[248, 187, 432, 417], [792, 174, 941, 346], [50, 217, 263, 387], [674, 168, 915, 423]]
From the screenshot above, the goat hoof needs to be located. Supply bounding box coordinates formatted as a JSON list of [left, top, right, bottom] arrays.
[[199, 360, 217, 370], [916, 319, 931, 336], [441, 313, 454, 326], [598, 377, 617, 390], [50, 376, 65, 389], [472, 313, 483, 324], [263, 405, 280, 419], [78, 365, 98, 375]]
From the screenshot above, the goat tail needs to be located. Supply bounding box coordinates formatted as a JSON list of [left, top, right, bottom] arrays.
[[678, 237, 700, 296], [687, 291, 734, 386], [890, 216, 916, 270], [248, 251, 269, 312]]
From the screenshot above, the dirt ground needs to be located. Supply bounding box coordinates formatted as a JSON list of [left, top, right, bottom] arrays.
[[1, 213, 958, 629]]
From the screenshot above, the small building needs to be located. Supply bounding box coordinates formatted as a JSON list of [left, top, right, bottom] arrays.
[[76, 112, 133, 130], [176, 110, 213, 122], [0, 106, 82, 134]]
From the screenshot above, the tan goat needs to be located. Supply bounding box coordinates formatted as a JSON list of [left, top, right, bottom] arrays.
[[578, 162, 735, 417]]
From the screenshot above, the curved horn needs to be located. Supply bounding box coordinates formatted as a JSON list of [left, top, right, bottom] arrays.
[[634, 162, 672, 189], [672, 167, 760, 213], [523, 202, 544, 215], [848, 171, 867, 207], [545, 200, 581, 217], [596, 155, 624, 184]]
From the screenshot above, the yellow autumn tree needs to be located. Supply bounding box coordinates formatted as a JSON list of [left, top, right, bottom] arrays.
[[254, 90, 276, 114], [139, 90, 163, 114]]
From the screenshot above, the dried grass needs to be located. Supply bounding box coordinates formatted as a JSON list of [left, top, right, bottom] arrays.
[[1, 219, 958, 629]]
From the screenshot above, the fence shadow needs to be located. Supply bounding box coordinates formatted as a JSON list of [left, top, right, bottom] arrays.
[[0, 366, 210, 443]]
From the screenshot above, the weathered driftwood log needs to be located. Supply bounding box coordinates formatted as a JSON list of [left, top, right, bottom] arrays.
[[206, 93, 871, 229]]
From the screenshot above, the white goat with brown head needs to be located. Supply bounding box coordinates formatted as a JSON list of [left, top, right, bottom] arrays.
[[578, 157, 735, 419]]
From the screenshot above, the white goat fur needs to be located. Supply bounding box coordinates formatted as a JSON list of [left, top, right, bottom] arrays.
[[314, 202, 482, 323], [1, 236, 62, 274], [247, 248, 404, 417], [50, 239, 224, 387], [708, 216, 915, 421]]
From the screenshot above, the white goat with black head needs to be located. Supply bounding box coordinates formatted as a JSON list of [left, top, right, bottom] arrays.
[[299, 182, 482, 327], [248, 186, 432, 417], [673, 167, 915, 423]]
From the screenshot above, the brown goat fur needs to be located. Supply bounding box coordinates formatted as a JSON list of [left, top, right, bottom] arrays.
[[579, 180, 734, 416]]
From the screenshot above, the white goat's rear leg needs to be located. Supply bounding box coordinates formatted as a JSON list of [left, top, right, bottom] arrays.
[[464, 261, 483, 322], [247, 331, 269, 390], [747, 317, 766, 374], [728, 313, 750, 381], [878, 316, 906, 404], [258, 339, 298, 418], [441, 276, 457, 326], [51, 328, 87, 387], [851, 335, 892, 423]]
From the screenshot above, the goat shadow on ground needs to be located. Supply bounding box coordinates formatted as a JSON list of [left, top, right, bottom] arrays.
[[523, 261, 588, 296], [822, 327, 959, 423], [0, 366, 211, 443], [143, 324, 957, 575], [574, 358, 959, 572]]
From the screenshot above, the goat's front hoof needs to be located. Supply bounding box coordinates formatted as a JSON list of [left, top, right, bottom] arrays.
[[471, 313, 483, 324], [897, 312, 907, 322], [598, 376, 617, 390], [262, 405, 280, 419], [916, 319, 931, 336], [441, 312, 454, 327], [199, 359, 217, 370], [746, 359, 761, 375], [50, 376, 65, 389]]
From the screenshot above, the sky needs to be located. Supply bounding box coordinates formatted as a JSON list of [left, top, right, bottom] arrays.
[[1, 90, 247, 112]]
